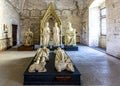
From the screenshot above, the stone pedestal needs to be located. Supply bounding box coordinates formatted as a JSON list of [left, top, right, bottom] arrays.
[[18, 45, 34, 51], [24, 52, 81, 85], [64, 46, 78, 51]]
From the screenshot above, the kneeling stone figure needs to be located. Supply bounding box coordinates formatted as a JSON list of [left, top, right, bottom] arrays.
[[54, 47, 75, 72], [29, 46, 50, 72], [29, 58, 47, 72]]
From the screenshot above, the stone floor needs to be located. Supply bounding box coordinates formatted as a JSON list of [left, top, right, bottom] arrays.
[[0, 45, 120, 86]]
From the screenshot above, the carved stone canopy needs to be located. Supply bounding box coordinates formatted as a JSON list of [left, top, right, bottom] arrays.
[[40, 2, 62, 33]]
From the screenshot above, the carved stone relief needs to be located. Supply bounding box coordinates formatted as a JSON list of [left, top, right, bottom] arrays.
[[30, 9, 40, 17], [56, 10, 61, 16], [62, 10, 72, 16], [41, 10, 47, 16], [22, 9, 30, 17]]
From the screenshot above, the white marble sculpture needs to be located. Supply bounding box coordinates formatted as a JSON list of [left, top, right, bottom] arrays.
[[65, 22, 76, 46], [28, 58, 47, 72], [34, 46, 50, 62], [54, 47, 75, 72], [42, 22, 50, 46], [29, 46, 50, 72], [24, 28, 33, 46], [53, 22, 60, 46]]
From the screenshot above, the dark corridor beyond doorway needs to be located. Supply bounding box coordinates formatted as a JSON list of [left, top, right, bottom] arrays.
[[12, 24, 17, 46]]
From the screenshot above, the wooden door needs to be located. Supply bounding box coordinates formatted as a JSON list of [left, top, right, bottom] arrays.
[[12, 25, 17, 46]]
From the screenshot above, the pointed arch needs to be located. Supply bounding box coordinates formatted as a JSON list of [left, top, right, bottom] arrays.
[[40, 2, 62, 32]]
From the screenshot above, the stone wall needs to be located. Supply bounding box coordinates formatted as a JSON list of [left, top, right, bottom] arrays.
[[0, 0, 20, 51], [106, 0, 120, 57], [99, 2, 106, 49], [80, 9, 89, 45], [0, 38, 12, 51], [99, 36, 106, 49], [20, 0, 84, 44], [80, 0, 93, 45], [82, 0, 120, 57]]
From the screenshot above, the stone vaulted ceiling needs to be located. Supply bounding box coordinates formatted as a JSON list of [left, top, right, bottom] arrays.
[[7, 0, 90, 14]]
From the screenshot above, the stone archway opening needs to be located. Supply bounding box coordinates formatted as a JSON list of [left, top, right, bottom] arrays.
[[89, 0, 106, 49]]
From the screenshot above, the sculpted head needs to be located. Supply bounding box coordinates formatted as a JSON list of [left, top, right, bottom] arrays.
[[42, 46, 46, 49], [57, 47, 62, 51], [67, 22, 74, 31], [28, 28, 31, 32], [46, 22, 49, 27], [55, 22, 58, 27], [67, 22, 72, 27]]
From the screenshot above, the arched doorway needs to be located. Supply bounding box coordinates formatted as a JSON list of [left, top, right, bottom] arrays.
[[89, 0, 106, 49]]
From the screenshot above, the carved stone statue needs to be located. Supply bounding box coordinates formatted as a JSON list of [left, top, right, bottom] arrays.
[[29, 46, 50, 72], [24, 28, 33, 46], [28, 58, 47, 72], [53, 22, 60, 46], [65, 22, 76, 46], [54, 47, 75, 72], [42, 22, 50, 46], [34, 46, 50, 62]]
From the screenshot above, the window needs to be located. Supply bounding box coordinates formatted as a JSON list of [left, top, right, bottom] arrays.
[[100, 8, 106, 35]]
